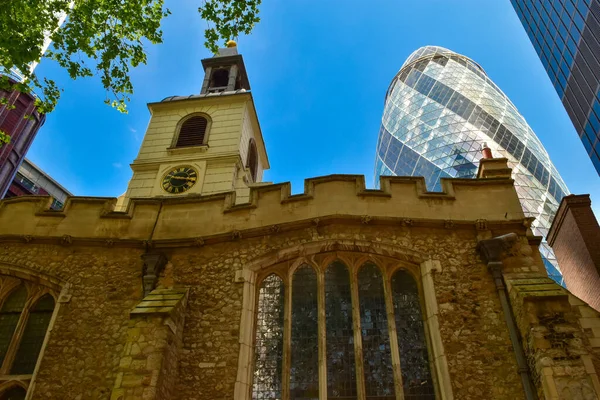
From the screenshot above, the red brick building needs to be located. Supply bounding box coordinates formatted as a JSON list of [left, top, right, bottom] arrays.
[[547, 194, 600, 311]]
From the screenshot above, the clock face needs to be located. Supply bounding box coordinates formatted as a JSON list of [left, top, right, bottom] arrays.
[[162, 166, 198, 194]]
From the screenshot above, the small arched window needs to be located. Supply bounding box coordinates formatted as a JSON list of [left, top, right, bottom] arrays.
[[176, 116, 208, 148], [247, 139, 258, 182]]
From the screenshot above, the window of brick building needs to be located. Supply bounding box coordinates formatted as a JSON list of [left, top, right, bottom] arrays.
[[250, 257, 436, 400]]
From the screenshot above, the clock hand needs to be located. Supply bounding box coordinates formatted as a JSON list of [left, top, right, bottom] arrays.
[[171, 176, 196, 182]]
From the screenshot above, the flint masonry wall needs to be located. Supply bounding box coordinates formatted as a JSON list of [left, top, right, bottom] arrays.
[[1, 173, 596, 399]]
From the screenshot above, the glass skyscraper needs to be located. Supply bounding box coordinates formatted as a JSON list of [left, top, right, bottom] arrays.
[[374, 46, 569, 284], [511, 0, 600, 173]]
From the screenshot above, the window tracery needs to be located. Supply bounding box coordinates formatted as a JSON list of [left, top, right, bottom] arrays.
[[250, 254, 436, 400], [0, 275, 57, 397]]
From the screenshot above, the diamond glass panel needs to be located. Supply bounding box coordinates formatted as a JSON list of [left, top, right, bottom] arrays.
[[0, 286, 27, 367], [358, 264, 394, 399], [375, 46, 570, 285], [290, 266, 319, 400], [253, 274, 285, 400]]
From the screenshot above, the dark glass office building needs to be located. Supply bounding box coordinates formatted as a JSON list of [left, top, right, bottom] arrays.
[[511, 0, 600, 173], [374, 46, 570, 285]]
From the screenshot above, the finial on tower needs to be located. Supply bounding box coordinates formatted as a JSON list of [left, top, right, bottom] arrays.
[[226, 40, 237, 48]]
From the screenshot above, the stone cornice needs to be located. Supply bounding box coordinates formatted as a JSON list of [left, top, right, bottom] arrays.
[[0, 214, 529, 249]]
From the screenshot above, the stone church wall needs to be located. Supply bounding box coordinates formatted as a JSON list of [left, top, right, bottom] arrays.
[[0, 172, 598, 399]]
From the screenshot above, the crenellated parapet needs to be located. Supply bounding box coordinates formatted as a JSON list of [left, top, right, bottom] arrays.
[[0, 173, 525, 247]]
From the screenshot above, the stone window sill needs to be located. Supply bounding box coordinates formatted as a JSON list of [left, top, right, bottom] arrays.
[[167, 145, 209, 155]]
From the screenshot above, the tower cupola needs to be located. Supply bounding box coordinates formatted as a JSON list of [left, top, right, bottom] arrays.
[[200, 42, 251, 94]]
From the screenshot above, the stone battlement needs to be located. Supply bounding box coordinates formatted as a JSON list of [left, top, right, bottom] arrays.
[[0, 174, 524, 245]]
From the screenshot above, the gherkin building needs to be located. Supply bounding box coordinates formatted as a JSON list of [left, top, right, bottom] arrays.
[[374, 46, 569, 285]]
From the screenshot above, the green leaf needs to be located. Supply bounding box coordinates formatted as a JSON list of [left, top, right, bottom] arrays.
[[0, 0, 262, 114]]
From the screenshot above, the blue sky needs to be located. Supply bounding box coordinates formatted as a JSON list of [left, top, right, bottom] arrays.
[[29, 0, 600, 211]]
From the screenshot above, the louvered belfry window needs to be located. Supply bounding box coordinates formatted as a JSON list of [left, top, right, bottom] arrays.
[[176, 116, 208, 147], [247, 139, 258, 182]]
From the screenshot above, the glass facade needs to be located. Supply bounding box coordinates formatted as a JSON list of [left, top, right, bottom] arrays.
[[511, 0, 600, 173], [374, 46, 570, 285]]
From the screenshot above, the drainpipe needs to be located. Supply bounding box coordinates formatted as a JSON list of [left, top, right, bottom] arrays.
[[478, 233, 537, 400]]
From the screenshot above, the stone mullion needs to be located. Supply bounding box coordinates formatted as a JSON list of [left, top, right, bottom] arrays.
[[420, 259, 454, 400], [234, 270, 256, 400], [281, 274, 292, 400], [350, 265, 366, 400], [383, 269, 405, 400], [317, 268, 327, 400]]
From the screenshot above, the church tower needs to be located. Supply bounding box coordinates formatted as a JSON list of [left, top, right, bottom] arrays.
[[119, 41, 269, 208]]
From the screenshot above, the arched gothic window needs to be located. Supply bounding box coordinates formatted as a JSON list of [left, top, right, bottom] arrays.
[[250, 258, 436, 400], [0, 275, 56, 396], [247, 139, 258, 183], [175, 116, 209, 148]]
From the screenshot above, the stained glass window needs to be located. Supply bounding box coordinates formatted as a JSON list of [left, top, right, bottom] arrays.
[[11, 294, 55, 374], [325, 262, 356, 399], [392, 271, 435, 399], [253, 274, 285, 400], [0, 286, 27, 367], [0, 386, 26, 400], [290, 266, 319, 400], [358, 264, 394, 399]]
